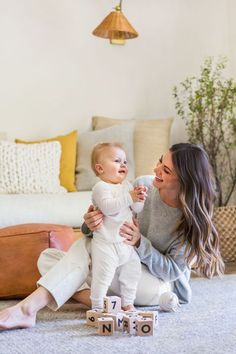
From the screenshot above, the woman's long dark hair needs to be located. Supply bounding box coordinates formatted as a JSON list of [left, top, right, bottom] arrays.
[[170, 143, 224, 278]]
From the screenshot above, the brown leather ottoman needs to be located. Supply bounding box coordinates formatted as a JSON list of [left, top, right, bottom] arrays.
[[0, 224, 76, 299]]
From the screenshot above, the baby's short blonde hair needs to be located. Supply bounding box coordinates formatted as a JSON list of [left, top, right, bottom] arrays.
[[91, 142, 123, 176]]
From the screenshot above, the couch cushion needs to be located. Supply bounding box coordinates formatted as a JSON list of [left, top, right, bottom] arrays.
[[76, 122, 135, 191], [16, 130, 77, 192], [92, 116, 173, 176], [0, 191, 92, 228]]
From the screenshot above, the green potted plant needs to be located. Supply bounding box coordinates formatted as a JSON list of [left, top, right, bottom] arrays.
[[173, 57, 236, 262], [173, 56, 236, 207]]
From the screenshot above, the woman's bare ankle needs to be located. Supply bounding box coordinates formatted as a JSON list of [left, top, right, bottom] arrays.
[[20, 301, 37, 317], [72, 289, 91, 308]]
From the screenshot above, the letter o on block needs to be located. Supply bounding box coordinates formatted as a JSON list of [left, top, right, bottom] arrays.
[[136, 318, 153, 336]]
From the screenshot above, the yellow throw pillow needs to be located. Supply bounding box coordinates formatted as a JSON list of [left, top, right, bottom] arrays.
[[92, 116, 173, 177], [16, 130, 77, 192]]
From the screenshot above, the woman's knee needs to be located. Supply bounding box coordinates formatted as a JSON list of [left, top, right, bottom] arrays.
[[134, 265, 171, 306], [37, 248, 66, 275]]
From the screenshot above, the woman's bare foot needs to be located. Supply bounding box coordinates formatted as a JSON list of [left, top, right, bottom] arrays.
[[122, 304, 136, 311], [0, 304, 36, 330], [0, 286, 53, 331]]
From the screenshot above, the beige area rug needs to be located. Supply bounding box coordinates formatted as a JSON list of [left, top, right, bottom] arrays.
[[0, 274, 236, 354]]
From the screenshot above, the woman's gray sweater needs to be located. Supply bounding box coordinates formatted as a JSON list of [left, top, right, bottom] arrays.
[[134, 176, 192, 304]]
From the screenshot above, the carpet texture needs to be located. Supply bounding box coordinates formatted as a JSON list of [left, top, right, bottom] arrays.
[[0, 274, 235, 354]]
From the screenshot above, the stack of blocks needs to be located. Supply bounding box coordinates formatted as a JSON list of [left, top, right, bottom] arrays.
[[86, 296, 158, 336]]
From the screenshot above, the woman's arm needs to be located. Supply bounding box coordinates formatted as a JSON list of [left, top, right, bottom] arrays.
[[120, 220, 188, 282], [136, 235, 188, 282]]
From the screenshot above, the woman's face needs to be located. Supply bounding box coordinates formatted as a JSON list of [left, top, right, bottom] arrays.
[[153, 150, 180, 193]]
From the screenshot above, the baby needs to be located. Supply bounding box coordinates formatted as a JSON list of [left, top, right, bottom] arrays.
[[90, 143, 147, 311]]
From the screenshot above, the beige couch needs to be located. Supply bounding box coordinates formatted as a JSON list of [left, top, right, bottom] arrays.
[[0, 117, 173, 298], [0, 116, 173, 228]]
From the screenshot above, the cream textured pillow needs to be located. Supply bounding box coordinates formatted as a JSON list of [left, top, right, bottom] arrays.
[[76, 122, 135, 191], [15, 130, 77, 192], [0, 141, 66, 194], [92, 116, 173, 176]]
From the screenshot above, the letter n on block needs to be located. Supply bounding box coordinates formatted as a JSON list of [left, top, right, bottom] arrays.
[[97, 317, 114, 336], [103, 296, 121, 313]]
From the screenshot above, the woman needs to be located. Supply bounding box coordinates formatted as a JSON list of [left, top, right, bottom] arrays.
[[0, 143, 224, 331]]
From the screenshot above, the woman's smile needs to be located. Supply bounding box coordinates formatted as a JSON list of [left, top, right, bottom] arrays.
[[155, 175, 163, 182]]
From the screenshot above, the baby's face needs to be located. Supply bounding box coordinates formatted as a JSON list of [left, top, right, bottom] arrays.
[[96, 147, 128, 184]]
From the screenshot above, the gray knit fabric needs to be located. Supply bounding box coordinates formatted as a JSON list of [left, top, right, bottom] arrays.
[[134, 176, 192, 303]]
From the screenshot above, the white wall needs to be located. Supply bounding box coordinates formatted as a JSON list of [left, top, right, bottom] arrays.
[[0, 0, 234, 144], [228, 0, 236, 76]]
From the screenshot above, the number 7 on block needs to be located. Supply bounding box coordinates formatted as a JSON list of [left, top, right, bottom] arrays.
[[103, 296, 121, 314]]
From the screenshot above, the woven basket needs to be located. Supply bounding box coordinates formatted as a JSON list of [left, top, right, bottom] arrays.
[[213, 206, 236, 262]]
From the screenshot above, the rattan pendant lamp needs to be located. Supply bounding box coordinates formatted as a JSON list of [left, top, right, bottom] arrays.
[[92, 0, 138, 45]]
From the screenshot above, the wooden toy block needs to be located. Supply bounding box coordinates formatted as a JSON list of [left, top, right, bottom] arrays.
[[103, 296, 121, 313], [116, 312, 126, 331], [86, 309, 103, 327], [97, 317, 114, 336], [123, 314, 138, 335], [101, 313, 117, 329], [136, 317, 154, 336], [138, 311, 159, 328]]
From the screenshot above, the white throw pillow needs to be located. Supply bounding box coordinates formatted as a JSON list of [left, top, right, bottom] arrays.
[[0, 141, 66, 194], [76, 122, 135, 191]]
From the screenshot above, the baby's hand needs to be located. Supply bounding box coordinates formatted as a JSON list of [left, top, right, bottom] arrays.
[[129, 185, 147, 202]]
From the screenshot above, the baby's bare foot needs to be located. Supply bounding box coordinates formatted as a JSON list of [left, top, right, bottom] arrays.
[[122, 304, 136, 311], [0, 304, 36, 331]]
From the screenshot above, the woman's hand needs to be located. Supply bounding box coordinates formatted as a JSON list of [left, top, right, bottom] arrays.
[[83, 205, 104, 231], [120, 218, 141, 247]]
